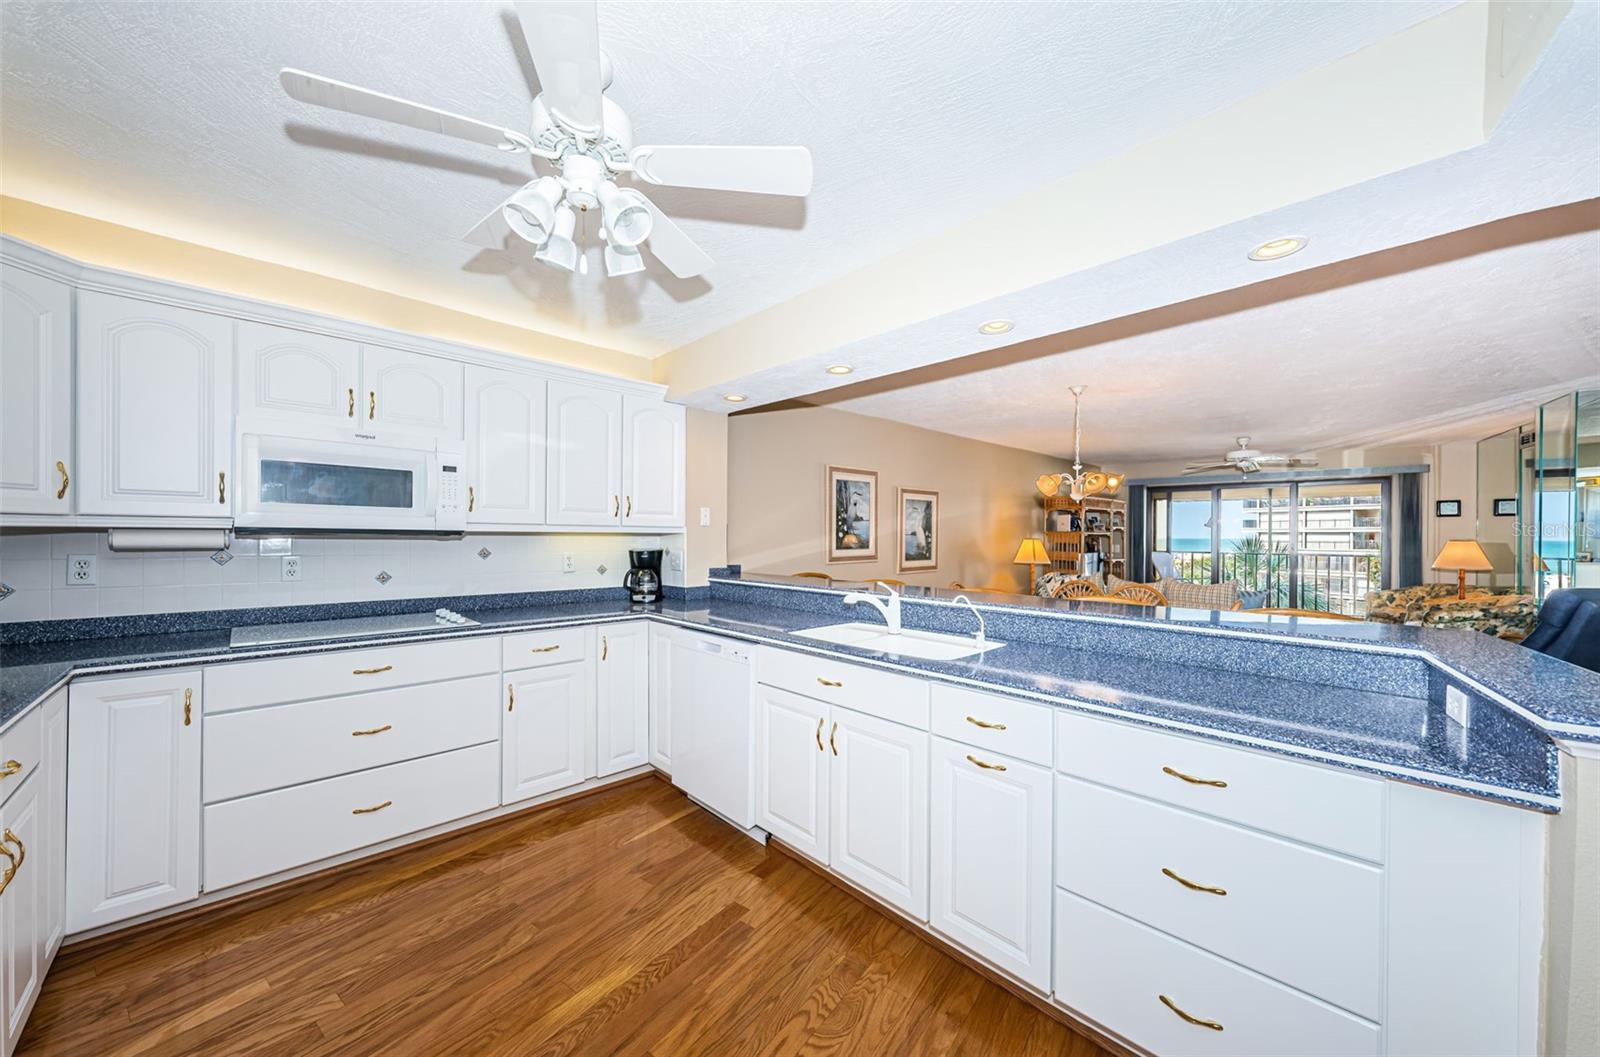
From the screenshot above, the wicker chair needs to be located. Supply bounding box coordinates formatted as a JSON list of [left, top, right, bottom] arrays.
[[1056, 579, 1101, 599], [790, 571, 833, 582], [871, 578, 908, 588], [1106, 583, 1168, 606]]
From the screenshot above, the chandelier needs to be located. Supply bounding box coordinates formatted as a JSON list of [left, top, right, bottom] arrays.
[[1035, 386, 1123, 500]]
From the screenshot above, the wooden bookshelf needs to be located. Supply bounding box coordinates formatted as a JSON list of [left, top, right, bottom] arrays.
[[1043, 494, 1128, 579]]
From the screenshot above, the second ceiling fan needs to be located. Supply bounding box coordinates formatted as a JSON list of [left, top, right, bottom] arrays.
[[281, 0, 813, 279]]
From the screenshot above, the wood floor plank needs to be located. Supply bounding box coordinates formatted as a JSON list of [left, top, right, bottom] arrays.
[[19, 779, 1114, 1057]]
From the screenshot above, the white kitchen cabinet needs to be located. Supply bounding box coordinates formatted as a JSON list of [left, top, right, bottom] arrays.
[[66, 669, 202, 932], [236, 320, 361, 429], [647, 623, 674, 772], [596, 622, 649, 776], [1, 771, 42, 1056], [0, 267, 73, 515], [75, 292, 233, 517], [829, 705, 929, 920], [546, 380, 622, 526], [465, 366, 546, 525], [930, 736, 1052, 990], [502, 661, 595, 804], [39, 690, 67, 963], [756, 684, 830, 862], [361, 345, 462, 438], [621, 396, 685, 527]]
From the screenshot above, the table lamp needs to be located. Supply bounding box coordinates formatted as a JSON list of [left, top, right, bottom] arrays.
[[1014, 537, 1051, 593], [1432, 539, 1493, 600]]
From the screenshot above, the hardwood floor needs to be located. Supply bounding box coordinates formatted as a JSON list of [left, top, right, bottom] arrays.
[[20, 776, 1113, 1057]]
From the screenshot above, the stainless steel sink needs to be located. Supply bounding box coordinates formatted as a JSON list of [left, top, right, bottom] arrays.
[[791, 622, 1005, 661]]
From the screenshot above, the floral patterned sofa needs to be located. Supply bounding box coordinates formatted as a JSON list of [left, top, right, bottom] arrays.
[[1364, 584, 1539, 639]]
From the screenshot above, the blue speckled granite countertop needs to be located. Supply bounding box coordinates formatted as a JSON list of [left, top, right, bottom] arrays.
[[0, 585, 1565, 811]]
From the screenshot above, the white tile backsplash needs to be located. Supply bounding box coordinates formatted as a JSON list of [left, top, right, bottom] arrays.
[[0, 529, 685, 622]]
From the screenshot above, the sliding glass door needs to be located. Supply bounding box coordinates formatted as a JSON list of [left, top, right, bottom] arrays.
[[1149, 478, 1389, 615]]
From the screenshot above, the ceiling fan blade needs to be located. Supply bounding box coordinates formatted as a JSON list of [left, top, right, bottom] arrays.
[[635, 193, 713, 279], [514, 1, 604, 138], [628, 145, 814, 195], [280, 68, 529, 152], [1182, 463, 1234, 474], [461, 195, 515, 249]]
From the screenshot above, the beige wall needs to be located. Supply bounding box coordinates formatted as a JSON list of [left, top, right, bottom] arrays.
[[728, 406, 1062, 592], [0, 196, 651, 381], [1546, 750, 1600, 1057]]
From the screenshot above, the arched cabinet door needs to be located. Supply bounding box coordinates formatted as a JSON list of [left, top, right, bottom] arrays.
[[237, 320, 360, 428], [621, 396, 685, 528], [545, 380, 622, 526], [464, 366, 546, 525], [362, 345, 462, 438], [75, 292, 233, 517], [0, 268, 73, 515]]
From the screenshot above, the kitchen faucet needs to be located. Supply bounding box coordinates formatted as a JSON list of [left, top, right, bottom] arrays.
[[843, 581, 902, 634], [950, 595, 986, 642]]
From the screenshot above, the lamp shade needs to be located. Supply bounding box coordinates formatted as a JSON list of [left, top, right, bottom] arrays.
[[1431, 539, 1493, 572], [1013, 538, 1051, 565]]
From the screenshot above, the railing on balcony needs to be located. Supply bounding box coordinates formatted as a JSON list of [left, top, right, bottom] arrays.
[[1165, 548, 1379, 616]]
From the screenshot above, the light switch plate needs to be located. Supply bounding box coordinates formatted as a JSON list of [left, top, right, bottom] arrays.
[[699, 506, 712, 527]]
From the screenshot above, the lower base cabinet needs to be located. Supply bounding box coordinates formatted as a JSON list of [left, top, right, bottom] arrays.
[[756, 685, 830, 861], [503, 659, 596, 803], [596, 622, 649, 777], [929, 735, 1052, 991]]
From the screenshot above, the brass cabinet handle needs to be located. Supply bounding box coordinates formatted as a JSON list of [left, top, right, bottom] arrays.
[[611, 495, 619, 518], [965, 715, 1007, 731], [4, 829, 23, 873], [55, 460, 70, 499], [369, 391, 375, 419], [218, 471, 226, 504], [814, 717, 824, 752], [829, 721, 839, 756], [1163, 765, 1227, 788], [352, 724, 393, 737], [602, 635, 609, 661], [966, 753, 1007, 772], [352, 800, 392, 815], [816, 677, 843, 688], [1158, 994, 1223, 1031], [183, 687, 193, 727], [468, 485, 475, 513], [507, 683, 515, 712], [352, 664, 394, 676], [625, 496, 632, 517], [530, 645, 560, 654], [0, 839, 13, 897], [347, 387, 355, 417], [1161, 866, 1227, 896], [0, 760, 20, 780]]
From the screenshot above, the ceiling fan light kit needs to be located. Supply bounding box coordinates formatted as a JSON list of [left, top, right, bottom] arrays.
[[279, 0, 814, 282], [1037, 386, 1122, 501]]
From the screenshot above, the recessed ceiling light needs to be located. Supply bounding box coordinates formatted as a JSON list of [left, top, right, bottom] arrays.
[[722, 393, 747, 403], [978, 319, 1014, 335], [1248, 237, 1308, 261], [825, 364, 853, 376]]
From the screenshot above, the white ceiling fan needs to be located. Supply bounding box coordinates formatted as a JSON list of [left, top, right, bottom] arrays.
[[1183, 437, 1320, 476], [279, 1, 812, 279]]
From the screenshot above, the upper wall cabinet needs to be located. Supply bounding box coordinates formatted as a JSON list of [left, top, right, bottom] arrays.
[[622, 396, 685, 528], [547, 380, 623, 526], [363, 345, 462, 438], [76, 292, 233, 518], [237, 321, 360, 428], [0, 269, 73, 515], [465, 366, 546, 525]]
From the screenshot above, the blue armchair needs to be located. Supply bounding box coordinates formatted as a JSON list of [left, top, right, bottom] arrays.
[[1522, 589, 1600, 673]]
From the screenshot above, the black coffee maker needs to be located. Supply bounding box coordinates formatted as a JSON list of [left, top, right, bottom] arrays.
[[624, 549, 663, 603]]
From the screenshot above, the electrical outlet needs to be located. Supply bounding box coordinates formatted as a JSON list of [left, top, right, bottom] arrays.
[[670, 551, 684, 572], [1445, 685, 1470, 727], [66, 554, 97, 586], [561, 553, 576, 573], [281, 555, 302, 582]]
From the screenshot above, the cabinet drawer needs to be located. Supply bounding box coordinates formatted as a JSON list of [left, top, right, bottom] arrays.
[[1055, 776, 1382, 1019], [1054, 711, 1383, 861], [1054, 890, 1378, 1057], [204, 741, 499, 890], [931, 684, 1052, 766], [758, 646, 929, 729], [0, 705, 42, 809], [205, 637, 499, 713], [204, 674, 501, 802], [502, 625, 591, 671]]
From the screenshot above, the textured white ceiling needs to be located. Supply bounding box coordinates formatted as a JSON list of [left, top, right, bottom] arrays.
[[0, 0, 1455, 356]]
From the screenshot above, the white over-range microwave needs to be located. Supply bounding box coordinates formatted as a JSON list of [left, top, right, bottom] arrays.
[[234, 428, 467, 533]]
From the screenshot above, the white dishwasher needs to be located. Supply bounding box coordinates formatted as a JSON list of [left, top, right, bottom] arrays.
[[669, 631, 759, 833]]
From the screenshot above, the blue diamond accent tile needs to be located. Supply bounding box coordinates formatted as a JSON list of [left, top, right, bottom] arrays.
[[0, 582, 12, 601], [210, 550, 234, 566], [375, 571, 392, 585], [597, 564, 607, 575], [478, 547, 492, 560]]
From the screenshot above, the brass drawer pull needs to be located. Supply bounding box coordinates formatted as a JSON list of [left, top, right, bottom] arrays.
[[347, 387, 355, 417], [4, 829, 23, 872], [507, 683, 515, 712], [815, 717, 824, 752], [816, 677, 843, 688], [0, 760, 21, 780], [352, 724, 393, 737], [55, 460, 70, 499], [468, 485, 475, 513], [1163, 765, 1227, 788], [625, 495, 632, 517], [218, 471, 227, 504], [1161, 867, 1227, 896], [966, 753, 1007, 772], [829, 721, 839, 756], [0, 839, 14, 897], [1159, 994, 1223, 1031], [184, 687, 193, 727], [611, 495, 619, 518], [352, 800, 393, 815], [352, 664, 394, 676], [965, 716, 1007, 731], [530, 645, 561, 654]]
